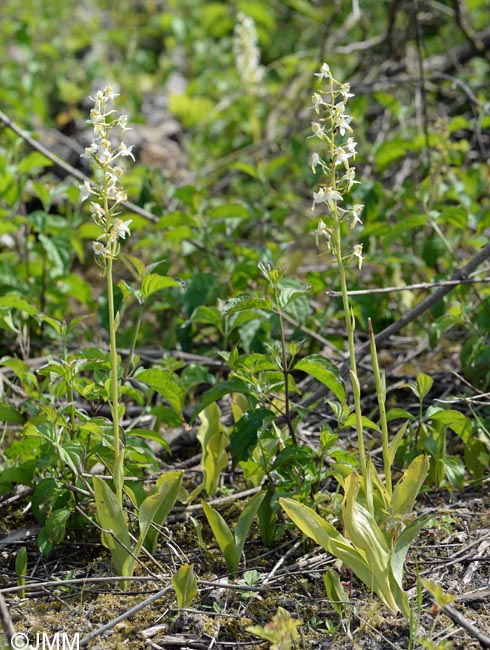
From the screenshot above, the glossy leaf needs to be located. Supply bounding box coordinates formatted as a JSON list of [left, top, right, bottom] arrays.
[[294, 355, 345, 403]]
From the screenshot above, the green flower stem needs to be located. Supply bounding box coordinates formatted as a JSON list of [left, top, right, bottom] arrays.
[[332, 219, 369, 506], [106, 254, 124, 508], [123, 304, 143, 379], [368, 318, 392, 498]]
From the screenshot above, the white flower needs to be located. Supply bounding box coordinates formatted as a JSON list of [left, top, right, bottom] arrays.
[[112, 218, 132, 239], [310, 152, 327, 174], [92, 241, 107, 256], [312, 186, 343, 210], [311, 92, 328, 114], [79, 181, 94, 202], [346, 137, 358, 154], [311, 219, 332, 249], [90, 202, 105, 222], [348, 204, 364, 229], [353, 244, 363, 269], [234, 13, 264, 90], [309, 122, 328, 140], [116, 142, 135, 161], [339, 83, 354, 101], [314, 63, 331, 81], [335, 112, 353, 136], [334, 146, 353, 170], [342, 168, 360, 192]]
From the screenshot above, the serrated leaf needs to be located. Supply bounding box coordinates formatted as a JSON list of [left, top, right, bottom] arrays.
[[136, 368, 184, 415], [141, 274, 181, 299], [294, 355, 345, 403], [222, 294, 274, 316]]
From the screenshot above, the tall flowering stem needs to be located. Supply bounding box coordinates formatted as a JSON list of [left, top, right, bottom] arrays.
[[310, 65, 371, 509], [80, 86, 135, 508]]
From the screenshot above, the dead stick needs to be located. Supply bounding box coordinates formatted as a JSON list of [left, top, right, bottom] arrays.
[[0, 593, 16, 643], [441, 603, 490, 649]]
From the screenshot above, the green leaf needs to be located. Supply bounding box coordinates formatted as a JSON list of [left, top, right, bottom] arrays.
[[15, 547, 27, 597], [0, 293, 37, 316], [136, 368, 184, 415], [294, 355, 345, 403], [189, 305, 223, 333], [222, 294, 274, 316], [202, 501, 237, 572], [441, 455, 465, 489], [416, 373, 434, 400], [191, 379, 253, 422], [141, 274, 181, 299], [139, 471, 184, 553], [58, 441, 85, 476], [207, 203, 249, 220], [422, 579, 456, 608], [18, 152, 52, 174], [92, 477, 132, 580], [324, 568, 349, 617], [375, 138, 413, 173], [344, 413, 381, 432], [197, 403, 229, 497], [230, 162, 260, 179], [391, 515, 432, 595], [230, 408, 273, 464], [0, 403, 24, 424], [388, 420, 411, 466], [234, 491, 265, 561], [45, 508, 71, 544], [429, 409, 473, 441], [279, 497, 381, 599], [171, 564, 198, 609], [391, 455, 429, 516]]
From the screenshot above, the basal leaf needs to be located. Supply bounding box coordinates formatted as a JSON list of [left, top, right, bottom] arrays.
[[92, 477, 132, 579], [234, 491, 265, 560], [202, 501, 238, 572], [140, 471, 184, 553], [391, 455, 429, 516], [171, 563, 198, 610]]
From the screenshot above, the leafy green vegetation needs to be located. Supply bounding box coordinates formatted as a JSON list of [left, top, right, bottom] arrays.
[[1, 0, 489, 647]]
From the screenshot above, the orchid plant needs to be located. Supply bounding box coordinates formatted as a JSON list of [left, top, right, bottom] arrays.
[[80, 88, 183, 586], [280, 64, 430, 617]]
